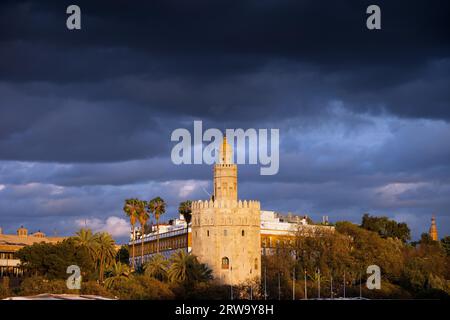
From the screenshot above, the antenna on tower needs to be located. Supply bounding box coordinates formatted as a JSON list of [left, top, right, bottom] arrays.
[[202, 187, 212, 198]]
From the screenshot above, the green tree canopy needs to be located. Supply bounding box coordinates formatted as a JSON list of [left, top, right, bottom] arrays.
[[361, 213, 411, 242], [16, 238, 96, 280]]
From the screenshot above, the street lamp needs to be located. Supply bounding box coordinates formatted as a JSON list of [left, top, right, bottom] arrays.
[[304, 269, 308, 300]]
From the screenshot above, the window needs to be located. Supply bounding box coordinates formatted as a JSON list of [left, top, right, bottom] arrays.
[[207, 230, 210, 237], [254, 258, 258, 270], [221, 257, 230, 269], [241, 230, 245, 236], [224, 229, 227, 236]]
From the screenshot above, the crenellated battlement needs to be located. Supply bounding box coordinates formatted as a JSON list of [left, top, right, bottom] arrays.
[[192, 199, 260, 210]]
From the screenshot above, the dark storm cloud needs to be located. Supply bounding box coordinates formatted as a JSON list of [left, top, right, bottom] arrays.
[[0, 0, 449, 119], [0, 0, 449, 240]]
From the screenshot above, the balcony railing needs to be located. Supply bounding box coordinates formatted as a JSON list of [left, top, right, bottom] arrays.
[[130, 227, 189, 245]]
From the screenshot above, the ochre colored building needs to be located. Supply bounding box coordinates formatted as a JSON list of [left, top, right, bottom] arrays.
[[0, 226, 65, 277]]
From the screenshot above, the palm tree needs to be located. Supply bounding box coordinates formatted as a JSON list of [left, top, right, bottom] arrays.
[[168, 250, 212, 284], [178, 200, 192, 252], [73, 228, 98, 264], [124, 198, 140, 269], [147, 197, 166, 253], [104, 262, 131, 289], [94, 232, 116, 283], [137, 200, 150, 266], [143, 253, 169, 281]]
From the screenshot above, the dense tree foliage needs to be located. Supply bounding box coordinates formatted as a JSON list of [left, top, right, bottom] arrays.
[[7, 217, 450, 300], [260, 220, 449, 299], [168, 250, 212, 285], [361, 213, 411, 242], [143, 253, 169, 281], [115, 245, 130, 264], [0, 278, 10, 299], [16, 238, 96, 280], [442, 236, 450, 256]]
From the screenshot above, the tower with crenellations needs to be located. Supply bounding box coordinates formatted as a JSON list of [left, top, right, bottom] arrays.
[[191, 137, 261, 285]]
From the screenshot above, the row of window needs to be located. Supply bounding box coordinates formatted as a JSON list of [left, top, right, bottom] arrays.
[[197, 229, 247, 237], [261, 237, 294, 248], [0, 252, 15, 259]]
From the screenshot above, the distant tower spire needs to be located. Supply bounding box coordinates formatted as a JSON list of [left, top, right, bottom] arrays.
[[429, 215, 438, 241]]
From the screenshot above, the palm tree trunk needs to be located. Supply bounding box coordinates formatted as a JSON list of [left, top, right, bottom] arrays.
[[186, 224, 189, 253], [156, 218, 160, 253], [99, 252, 104, 282], [131, 225, 136, 269], [141, 223, 145, 266]]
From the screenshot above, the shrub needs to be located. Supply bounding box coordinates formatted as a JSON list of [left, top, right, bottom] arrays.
[[19, 276, 71, 296], [0, 282, 10, 299], [107, 275, 174, 300], [80, 281, 115, 298], [135, 275, 174, 299]]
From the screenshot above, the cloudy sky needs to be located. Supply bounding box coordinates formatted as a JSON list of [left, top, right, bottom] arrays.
[[0, 0, 449, 243]]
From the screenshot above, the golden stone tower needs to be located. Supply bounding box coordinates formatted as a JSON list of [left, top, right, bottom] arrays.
[[191, 137, 261, 285], [429, 215, 438, 241]]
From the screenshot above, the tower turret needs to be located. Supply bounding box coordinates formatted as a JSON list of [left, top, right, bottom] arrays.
[[429, 215, 438, 241], [213, 137, 238, 201]]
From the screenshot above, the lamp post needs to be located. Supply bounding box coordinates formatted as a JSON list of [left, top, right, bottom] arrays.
[[343, 271, 346, 299], [317, 268, 321, 299], [304, 269, 308, 300], [359, 272, 362, 299], [292, 267, 295, 300], [264, 265, 267, 300], [230, 266, 233, 300], [278, 271, 281, 300], [330, 274, 333, 299]]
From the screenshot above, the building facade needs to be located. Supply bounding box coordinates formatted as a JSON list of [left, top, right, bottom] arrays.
[[131, 218, 191, 266], [0, 226, 65, 277]]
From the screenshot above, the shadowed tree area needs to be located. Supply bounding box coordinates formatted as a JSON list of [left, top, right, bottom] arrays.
[[260, 219, 449, 299]]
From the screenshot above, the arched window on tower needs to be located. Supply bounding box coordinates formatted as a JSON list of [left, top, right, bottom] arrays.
[[222, 257, 230, 269]]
